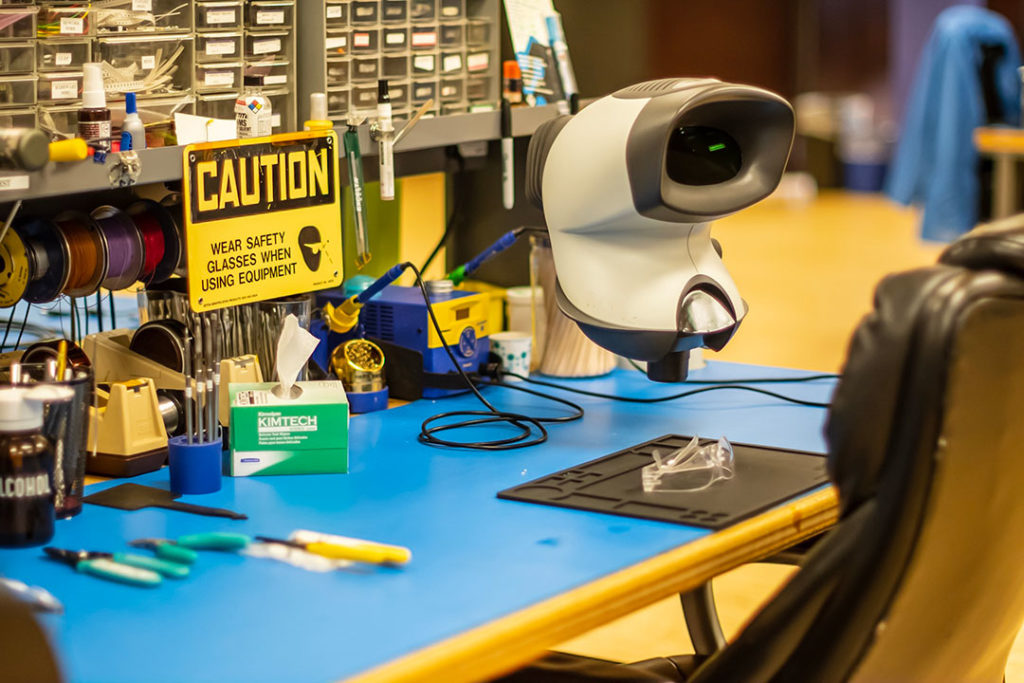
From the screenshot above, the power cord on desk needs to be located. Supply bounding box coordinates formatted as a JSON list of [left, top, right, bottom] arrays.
[[406, 263, 584, 450], [500, 372, 834, 409]]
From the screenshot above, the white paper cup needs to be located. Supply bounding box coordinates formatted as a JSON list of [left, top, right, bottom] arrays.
[[491, 331, 532, 380]]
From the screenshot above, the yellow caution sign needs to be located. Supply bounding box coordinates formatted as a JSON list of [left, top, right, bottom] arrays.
[[182, 131, 344, 312]]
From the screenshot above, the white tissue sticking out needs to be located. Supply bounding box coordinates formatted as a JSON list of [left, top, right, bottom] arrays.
[[641, 436, 735, 493], [274, 314, 320, 399]]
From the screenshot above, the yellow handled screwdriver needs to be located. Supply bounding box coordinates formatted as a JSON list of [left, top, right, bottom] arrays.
[[254, 536, 410, 566]]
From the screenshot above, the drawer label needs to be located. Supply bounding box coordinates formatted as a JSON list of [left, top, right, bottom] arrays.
[[60, 17, 84, 35], [256, 10, 285, 25], [51, 80, 78, 100]]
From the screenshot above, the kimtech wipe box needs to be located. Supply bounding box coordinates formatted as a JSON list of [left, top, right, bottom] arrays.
[[229, 381, 349, 476]]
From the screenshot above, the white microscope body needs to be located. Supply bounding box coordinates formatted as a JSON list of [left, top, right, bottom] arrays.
[[526, 78, 795, 381]]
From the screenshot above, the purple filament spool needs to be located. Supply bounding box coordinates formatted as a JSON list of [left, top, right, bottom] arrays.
[[91, 206, 145, 291]]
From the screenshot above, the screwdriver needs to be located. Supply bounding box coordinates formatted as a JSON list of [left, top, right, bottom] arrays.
[[255, 536, 411, 566], [43, 548, 162, 587]]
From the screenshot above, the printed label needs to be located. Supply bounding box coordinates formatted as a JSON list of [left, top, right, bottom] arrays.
[[0, 176, 29, 192], [441, 84, 457, 97], [132, 0, 153, 11], [385, 31, 405, 45], [413, 54, 435, 71], [356, 60, 375, 74], [271, 113, 281, 127], [205, 71, 236, 87], [256, 10, 285, 25], [325, 36, 347, 50], [355, 6, 373, 17], [326, 5, 343, 18], [50, 79, 78, 100], [252, 37, 281, 54], [141, 55, 156, 70], [467, 52, 489, 71], [443, 54, 462, 72], [55, 52, 72, 66], [353, 32, 370, 48], [265, 74, 287, 85], [206, 9, 236, 24], [0, 474, 51, 499], [412, 31, 437, 47], [60, 17, 85, 35], [206, 39, 236, 56]]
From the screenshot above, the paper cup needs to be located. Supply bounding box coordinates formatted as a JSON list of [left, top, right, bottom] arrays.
[[491, 331, 532, 381]]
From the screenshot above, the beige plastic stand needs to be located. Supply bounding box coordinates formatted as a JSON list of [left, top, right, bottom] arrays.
[[219, 354, 263, 426], [88, 378, 168, 456], [83, 329, 185, 390]]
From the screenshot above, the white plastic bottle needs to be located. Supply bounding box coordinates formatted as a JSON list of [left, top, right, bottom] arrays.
[[235, 75, 272, 139], [121, 92, 146, 150]]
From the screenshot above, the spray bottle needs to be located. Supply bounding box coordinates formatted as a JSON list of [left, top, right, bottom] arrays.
[[78, 63, 111, 152]]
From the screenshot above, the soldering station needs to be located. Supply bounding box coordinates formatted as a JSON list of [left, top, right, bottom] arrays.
[[1, 2, 1022, 681]]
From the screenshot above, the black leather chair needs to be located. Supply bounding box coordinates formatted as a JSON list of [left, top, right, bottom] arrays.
[[497, 217, 1024, 682]]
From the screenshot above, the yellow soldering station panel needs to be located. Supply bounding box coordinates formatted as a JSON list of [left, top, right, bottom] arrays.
[[426, 293, 489, 349], [181, 130, 344, 312]]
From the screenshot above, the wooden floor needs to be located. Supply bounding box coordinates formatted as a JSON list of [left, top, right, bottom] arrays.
[[552, 191, 1024, 681]]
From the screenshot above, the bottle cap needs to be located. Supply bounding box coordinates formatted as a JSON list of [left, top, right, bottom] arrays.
[[503, 60, 522, 81], [15, 129, 50, 172], [310, 92, 327, 121], [0, 386, 72, 432], [244, 75, 265, 87], [125, 92, 138, 115], [82, 63, 106, 110]]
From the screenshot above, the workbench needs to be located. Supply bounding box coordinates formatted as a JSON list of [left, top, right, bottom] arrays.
[[0, 362, 839, 682]]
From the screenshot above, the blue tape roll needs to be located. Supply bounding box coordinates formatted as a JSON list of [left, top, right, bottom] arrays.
[[347, 387, 389, 414]]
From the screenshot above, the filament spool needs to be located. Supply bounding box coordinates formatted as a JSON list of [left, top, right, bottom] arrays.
[[16, 217, 71, 304], [22, 339, 92, 370], [91, 205, 145, 292], [128, 200, 181, 285], [0, 227, 30, 307], [129, 318, 189, 372], [159, 196, 188, 278], [56, 212, 108, 298]]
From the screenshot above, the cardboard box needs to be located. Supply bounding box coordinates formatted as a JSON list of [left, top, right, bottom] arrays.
[[229, 381, 349, 476]]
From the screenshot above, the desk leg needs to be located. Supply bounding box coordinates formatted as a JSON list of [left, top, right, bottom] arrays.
[[993, 154, 1018, 219], [679, 583, 726, 655]]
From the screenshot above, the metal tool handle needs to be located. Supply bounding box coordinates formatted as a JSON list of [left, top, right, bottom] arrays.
[[157, 502, 248, 521]]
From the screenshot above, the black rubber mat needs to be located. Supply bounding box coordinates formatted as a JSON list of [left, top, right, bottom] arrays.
[[498, 435, 828, 529]]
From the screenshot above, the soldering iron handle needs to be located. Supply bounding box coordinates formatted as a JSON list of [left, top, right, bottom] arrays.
[[356, 263, 408, 303]]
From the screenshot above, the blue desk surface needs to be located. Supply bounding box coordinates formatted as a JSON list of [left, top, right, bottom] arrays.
[[0, 362, 835, 683]]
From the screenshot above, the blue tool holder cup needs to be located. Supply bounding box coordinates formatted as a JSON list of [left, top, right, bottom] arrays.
[[168, 435, 223, 495]]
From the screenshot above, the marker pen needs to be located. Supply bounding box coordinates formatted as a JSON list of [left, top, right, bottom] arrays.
[[501, 97, 514, 210], [377, 79, 395, 201]]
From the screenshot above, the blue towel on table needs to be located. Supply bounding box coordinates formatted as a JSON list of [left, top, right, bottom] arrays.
[[886, 6, 1021, 242]]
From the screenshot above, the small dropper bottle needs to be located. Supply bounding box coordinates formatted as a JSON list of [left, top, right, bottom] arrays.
[[78, 63, 111, 152], [121, 92, 147, 151]]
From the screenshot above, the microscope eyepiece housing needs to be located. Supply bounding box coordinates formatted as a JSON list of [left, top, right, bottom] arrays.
[[526, 78, 795, 381]]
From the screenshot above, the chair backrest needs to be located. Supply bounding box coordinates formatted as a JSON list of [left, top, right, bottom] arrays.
[[689, 221, 1024, 682]]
